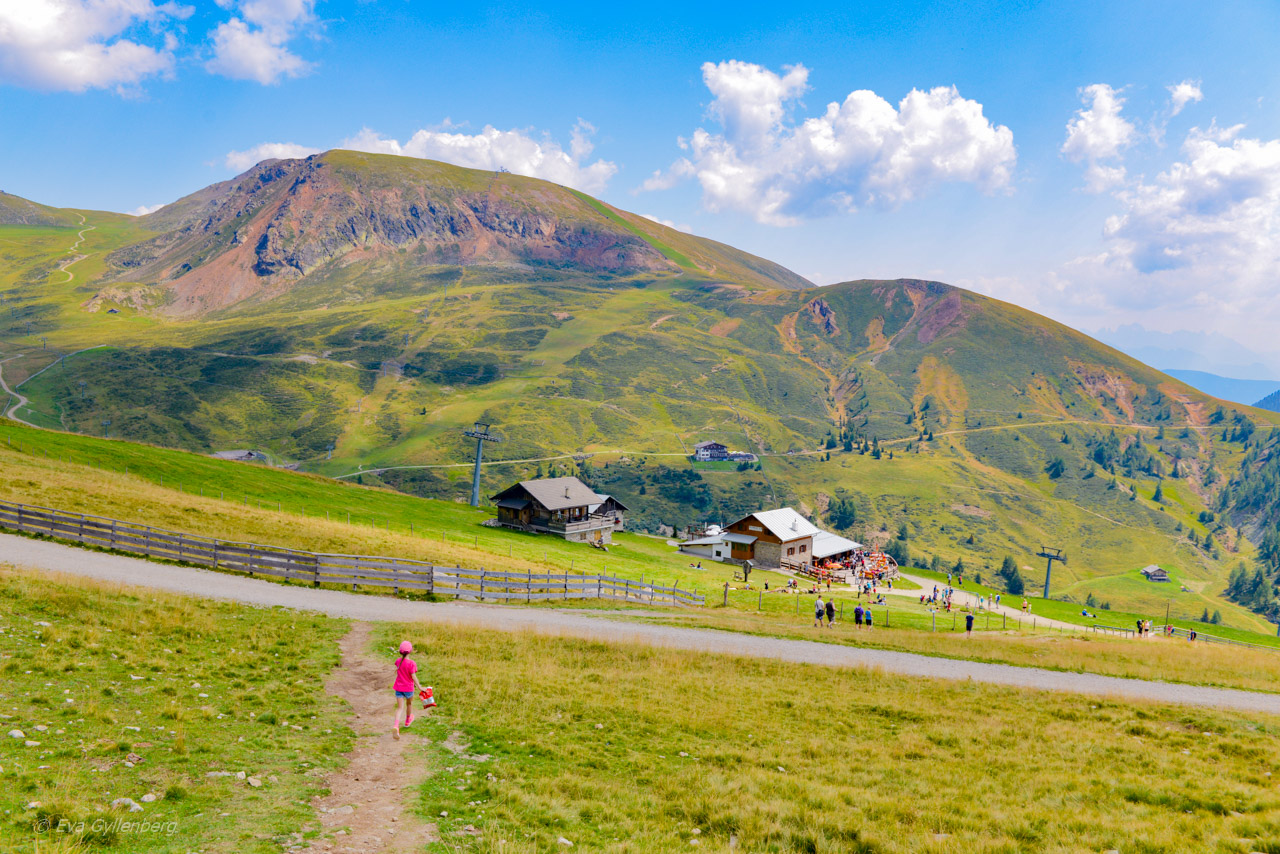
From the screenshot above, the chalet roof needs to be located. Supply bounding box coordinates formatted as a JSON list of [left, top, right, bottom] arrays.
[[590, 493, 630, 512], [495, 497, 530, 511], [492, 477, 601, 511], [733, 507, 822, 542], [694, 440, 726, 449], [811, 530, 862, 558], [679, 531, 756, 548]]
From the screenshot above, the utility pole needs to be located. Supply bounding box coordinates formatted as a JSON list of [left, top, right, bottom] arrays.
[[463, 422, 502, 507], [1037, 546, 1066, 600]]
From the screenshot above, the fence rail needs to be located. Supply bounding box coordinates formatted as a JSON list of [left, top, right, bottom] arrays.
[[1165, 625, 1278, 652], [0, 500, 704, 607]]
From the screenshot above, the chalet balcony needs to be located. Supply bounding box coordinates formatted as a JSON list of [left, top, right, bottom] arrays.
[[532, 513, 620, 534]]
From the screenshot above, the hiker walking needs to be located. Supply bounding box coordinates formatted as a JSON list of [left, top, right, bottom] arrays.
[[392, 640, 424, 740], [864, 607, 873, 631], [825, 597, 836, 626], [965, 613, 975, 636], [854, 603, 864, 629], [814, 596, 825, 629]]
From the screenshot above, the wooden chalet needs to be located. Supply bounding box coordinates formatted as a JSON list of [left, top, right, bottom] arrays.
[[723, 507, 823, 568], [694, 441, 729, 461], [491, 477, 627, 543], [1140, 565, 1171, 582]]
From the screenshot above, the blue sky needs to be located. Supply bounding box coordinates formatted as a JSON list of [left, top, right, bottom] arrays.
[[4, 0, 1280, 371]]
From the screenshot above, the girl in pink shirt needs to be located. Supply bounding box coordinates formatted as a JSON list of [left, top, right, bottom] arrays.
[[393, 640, 423, 740]]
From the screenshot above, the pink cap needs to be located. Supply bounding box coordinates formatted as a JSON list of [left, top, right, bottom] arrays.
[[399, 641, 413, 654]]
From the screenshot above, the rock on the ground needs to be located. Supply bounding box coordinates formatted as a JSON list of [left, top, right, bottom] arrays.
[[111, 798, 143, 812], [7, 730, 23, 739], [558, 838, 573, 847], [140, 794, 157, 803]]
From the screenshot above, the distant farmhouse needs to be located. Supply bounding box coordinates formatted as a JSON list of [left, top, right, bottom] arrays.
[[491, 476, 627, 544], [1140, 564, 1171, 582], [692, 440, 756, 463], [678, 507, 859, 569]]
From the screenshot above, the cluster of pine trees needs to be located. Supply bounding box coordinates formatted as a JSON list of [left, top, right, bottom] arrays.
[[1225, 562, 1278, 620]]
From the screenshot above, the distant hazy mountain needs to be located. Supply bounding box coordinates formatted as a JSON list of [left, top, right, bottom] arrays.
[[1163, 370, 1280, 407], [1094, 324, 1280, 380]]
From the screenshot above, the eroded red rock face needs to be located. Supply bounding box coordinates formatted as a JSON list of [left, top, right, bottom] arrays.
[[108, 154, 673, 316]]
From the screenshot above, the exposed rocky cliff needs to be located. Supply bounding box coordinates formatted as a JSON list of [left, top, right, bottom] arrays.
[[106, 150, 809, 316]]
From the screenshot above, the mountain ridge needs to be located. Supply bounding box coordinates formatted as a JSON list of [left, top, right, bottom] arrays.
[[103, 150, 810, 316]]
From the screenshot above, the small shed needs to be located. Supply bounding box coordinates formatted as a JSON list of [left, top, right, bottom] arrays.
[[1140, 564, 1171, 582]]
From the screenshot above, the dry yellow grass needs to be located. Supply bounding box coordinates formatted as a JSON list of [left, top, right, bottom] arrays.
[[392, 620, 1280, 853]]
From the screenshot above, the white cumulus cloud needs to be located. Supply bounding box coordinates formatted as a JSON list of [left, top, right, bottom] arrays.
[[127, 202, 165, 215], [642, 61, 1016, 226], [224, 141, 320, 171], [0, 0, 189, 93], [1168, 80, 1203, 116], [1057, 121, 1280, 340], [340, 120, 618, 194], [205, 0, 314, 84], [1061, 84, 1136, 192]]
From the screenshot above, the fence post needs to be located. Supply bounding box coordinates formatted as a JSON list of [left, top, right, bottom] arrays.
[[312, 556, 320, 588], [529, 570, 533, 604], [480, 568, 485, 602], [247, 544, 254, 577], [932, 611, 936, 632]]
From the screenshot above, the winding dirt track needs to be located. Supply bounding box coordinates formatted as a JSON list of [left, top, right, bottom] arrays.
[[5, 532, 1280, 715]]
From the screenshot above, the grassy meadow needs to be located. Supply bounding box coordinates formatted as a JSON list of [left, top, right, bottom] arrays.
[[8, 415, 1280, 695], [393, 620, 1280, 854], [0, 567, 353, 854], [5, 567, 1280, 854]]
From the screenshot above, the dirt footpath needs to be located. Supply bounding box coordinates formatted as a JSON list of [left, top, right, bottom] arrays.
[[301, 622, 436, 853]]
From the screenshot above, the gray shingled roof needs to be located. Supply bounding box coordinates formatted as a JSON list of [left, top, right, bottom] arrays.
[[499, 477, 601, 511]]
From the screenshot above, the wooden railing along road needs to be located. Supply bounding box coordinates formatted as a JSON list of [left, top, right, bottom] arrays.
[[0, 500, 704, 607]]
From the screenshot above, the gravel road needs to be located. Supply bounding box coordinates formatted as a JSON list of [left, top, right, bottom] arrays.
[[5, 532, 1278, 715]]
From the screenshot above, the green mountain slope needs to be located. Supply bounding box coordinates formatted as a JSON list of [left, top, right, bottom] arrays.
[[3, 156, 1280, 622], [0, 190, 81, 227]]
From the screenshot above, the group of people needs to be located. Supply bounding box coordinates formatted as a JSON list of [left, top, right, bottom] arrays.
[[921, 584, 957, 611], [813, 595, 875, 630], [1135, 619, 1156, 636]]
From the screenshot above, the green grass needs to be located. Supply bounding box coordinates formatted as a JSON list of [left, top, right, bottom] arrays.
[[0, 567, 353, 853], [390, 620, 1280, 853]]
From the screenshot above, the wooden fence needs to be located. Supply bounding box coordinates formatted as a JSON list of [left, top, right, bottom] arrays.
[[0, 500, 704, 607]]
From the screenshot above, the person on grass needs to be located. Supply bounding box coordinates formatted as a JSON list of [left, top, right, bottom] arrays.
[[392, 640, 424, 740], [965, 613, 975, 636], [825, 597, 836, 626], [865, 608, 873, 631], [815, 596, 825, 629]]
